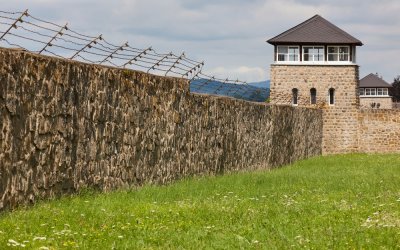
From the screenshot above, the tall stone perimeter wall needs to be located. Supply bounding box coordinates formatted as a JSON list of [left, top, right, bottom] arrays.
[[358, 109, 400, 153], [270, 65, 360, 155], [0, 48, 323, 210]]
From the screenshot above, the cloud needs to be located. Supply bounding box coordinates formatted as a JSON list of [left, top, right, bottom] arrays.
[[209, 66, 267, 83], [0, 0, 399, 81]]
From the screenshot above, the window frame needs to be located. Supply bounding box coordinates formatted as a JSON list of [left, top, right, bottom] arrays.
[[327, 46, 350, 62], [362, 88, 389, 97], [310, 88, 317, 104], [302, 46, 325, 62], [277, 45, 300, 62]]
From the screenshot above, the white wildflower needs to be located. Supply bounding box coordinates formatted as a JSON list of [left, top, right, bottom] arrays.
[[118, 235, 123, 239], [33, 236, 47, 241], [8, 239, 20, 246]]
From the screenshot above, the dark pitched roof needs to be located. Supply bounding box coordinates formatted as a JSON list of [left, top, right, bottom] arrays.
[[267, 15, 363, 46], [360, 73, 392, 88]]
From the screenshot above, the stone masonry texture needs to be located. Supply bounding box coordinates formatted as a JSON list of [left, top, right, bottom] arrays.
[[270, 64, 360, 154], [0, 48, 323, 210], [360, 97, 392, 109], [358, 109, 400, 153]]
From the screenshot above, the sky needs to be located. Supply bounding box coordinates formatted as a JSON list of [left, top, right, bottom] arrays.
[[1, 0, 400, 83]]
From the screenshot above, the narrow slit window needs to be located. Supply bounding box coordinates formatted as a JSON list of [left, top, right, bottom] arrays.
[[310, 88, 317, 104], [329, 88, 335, 105], [292, 88, 298, 105]]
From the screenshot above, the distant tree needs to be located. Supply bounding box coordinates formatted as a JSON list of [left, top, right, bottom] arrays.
[[391, 76, 400, 102]]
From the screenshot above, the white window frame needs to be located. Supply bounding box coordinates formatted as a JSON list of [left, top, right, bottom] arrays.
[[327, 46, 350, 62], [310, 88, 317, 104], [377, 88, 389, 96], [292, 88, 299, 106], [363, 88, 389, 97], [277, 46, 300, 62], [303, 46, 324, 62], [359, 88, 365, 96]]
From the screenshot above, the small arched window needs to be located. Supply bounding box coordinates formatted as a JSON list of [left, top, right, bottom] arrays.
[[328, 88, 335, 105], [292, 88, 298, 106], [310, 88, 317, 104]]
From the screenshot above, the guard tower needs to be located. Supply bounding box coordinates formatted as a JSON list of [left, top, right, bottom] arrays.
[[267, 15, 364, 154], [267, 15, 363, 108]]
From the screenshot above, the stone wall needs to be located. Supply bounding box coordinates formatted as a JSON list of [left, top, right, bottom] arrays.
[[0, 48, 323, 210], [358, 109, 400, 153], [270, 64, 360, 154], [360, 97, 393, 109]]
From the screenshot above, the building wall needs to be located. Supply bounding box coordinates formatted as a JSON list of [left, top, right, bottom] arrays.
[[0, 48, 323, 211], [270, 64, 360, 154], [360, 97, 392, 109], [358, 109, 400, 153]]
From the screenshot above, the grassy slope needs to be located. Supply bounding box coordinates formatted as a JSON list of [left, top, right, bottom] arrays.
[[0, 154, 399, 249]]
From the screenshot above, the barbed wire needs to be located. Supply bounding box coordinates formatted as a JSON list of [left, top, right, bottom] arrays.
[[0, 9, 269, 102]]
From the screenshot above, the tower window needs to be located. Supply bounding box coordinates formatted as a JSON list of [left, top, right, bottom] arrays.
[[292, 88, 298, 106], [327, 46, 350, 61], [310, 88, 317, 104], [303, 47, 324, 61], [277, 46, 299, 62], [329, 88, 335, 105]]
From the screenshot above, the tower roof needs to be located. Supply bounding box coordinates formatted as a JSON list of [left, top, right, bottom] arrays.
[[360, 74, 392, 88], [267, 15, 363, 46]]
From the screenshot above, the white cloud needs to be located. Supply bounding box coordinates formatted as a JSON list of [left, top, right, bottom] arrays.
[[0, 0, 399, 81], [209, 66, 267, 83]]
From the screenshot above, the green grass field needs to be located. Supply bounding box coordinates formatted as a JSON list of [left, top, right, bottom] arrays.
[[1, 154, 399, 249]]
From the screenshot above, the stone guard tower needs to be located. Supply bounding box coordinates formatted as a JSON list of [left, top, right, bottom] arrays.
[[267, 15, 363, 154]]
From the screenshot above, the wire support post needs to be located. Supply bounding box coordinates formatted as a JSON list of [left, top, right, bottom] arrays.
[[70, 34, 102, 59], [147, 52, 172, 73], [0, 9, 28, 40], [165, 52, 184, 76], [123, 46, 152, 67], [39, 23, 68, 54], [100, 41, 128, 64], [183, 60, 204, 79]]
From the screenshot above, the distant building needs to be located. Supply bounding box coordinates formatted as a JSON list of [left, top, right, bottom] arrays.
[[359, 73, 393, 109], [267, 15, 363, 108]]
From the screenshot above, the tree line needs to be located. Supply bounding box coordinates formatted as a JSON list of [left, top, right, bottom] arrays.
[[391, 76, 400, 102]]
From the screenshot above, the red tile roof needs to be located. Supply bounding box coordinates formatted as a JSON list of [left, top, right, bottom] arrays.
[[267, 15, 363, 46]]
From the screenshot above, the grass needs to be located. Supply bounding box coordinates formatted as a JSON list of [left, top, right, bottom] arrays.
[[1, 154, 400, 249]]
